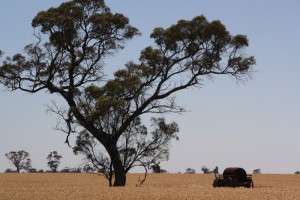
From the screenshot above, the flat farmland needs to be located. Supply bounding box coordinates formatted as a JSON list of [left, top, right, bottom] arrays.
[[1, 173, 300, 200]]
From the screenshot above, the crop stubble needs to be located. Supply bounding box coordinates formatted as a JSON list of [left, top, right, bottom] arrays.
[[1, 173, 300, 200]]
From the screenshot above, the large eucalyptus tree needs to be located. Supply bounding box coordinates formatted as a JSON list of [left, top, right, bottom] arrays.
[[0, 0, 255, 186]]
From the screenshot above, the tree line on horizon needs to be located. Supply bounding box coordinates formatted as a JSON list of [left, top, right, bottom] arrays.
[[4, 150, 62, 173], [5, 151, 300, 175], [3, 149, 169, 174], [4, 150, 222, 175]]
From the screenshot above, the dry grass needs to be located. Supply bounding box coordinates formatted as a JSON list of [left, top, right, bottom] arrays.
[[1, 173, 300, 200]]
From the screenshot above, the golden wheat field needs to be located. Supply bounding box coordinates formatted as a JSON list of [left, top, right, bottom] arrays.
[[0, 173, 300, 200]]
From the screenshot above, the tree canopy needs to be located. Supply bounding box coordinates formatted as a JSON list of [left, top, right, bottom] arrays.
[[46, 151, 62, 172], [5, 150, 32, 173], [0, 0, 255, 186]]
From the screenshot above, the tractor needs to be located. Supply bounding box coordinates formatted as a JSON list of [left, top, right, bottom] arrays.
[[213, 167, 254, 188]]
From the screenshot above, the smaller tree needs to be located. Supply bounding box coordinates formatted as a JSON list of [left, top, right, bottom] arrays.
[[24, 158, 33, 172], [46, 151, 62, 172], [253, 169, 261, 174], [83, 164, 95, 173], [5, 150, 32, 173], [201, 165, 210, 174], [73, 117, 178, 186], [213, 166, 219, 174], [185, 168, 196, 174], [151, 163, 167, 173], [152, 163, 161, 173]]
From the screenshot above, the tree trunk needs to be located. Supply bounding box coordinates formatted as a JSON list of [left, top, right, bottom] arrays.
[[108, 162, 113, 187], [107, 145, 127, 187], [113, 167, 126, 186]]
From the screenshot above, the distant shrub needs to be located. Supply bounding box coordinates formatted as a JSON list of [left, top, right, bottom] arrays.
[[60, 167, 71, 173], [60, 167, 82, 173], [253, 169, 261, 174], [185, 168, 196, 174], [28, 168, 37, 173], [5, 168, 17, 173]]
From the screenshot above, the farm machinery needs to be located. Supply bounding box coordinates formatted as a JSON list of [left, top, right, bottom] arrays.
[[213, 167, 254, 188]]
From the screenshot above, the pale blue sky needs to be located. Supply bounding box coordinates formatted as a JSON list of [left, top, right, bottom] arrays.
[[0, 1, 299, 174]]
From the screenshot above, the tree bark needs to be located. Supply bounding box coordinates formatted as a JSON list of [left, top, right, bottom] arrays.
[[107, 145, 127, 186], [113, 166, 126, 187]]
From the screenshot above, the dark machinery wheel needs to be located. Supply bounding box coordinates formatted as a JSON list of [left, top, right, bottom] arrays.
[[213, 179, 220, 187], [224, 177, 233, 187]]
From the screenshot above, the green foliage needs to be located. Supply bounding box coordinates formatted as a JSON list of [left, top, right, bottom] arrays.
[[0, 0, 139, 94], [5, 150, 32, 173], [149, 15, 255, 75], [46, 151, 62, 172], [31, 0, 138, 50]]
